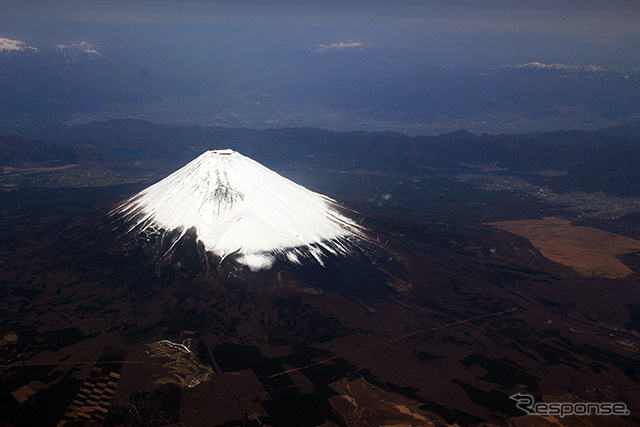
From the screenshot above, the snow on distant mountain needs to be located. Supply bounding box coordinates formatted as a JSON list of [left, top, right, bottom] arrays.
[[112, 150, 364, 271], [0, 38, 108, 63], [55, 42, 107, 63], [0, 37, 38, 56], [312, 41, 373, 54], [506, 62, 605, 73]]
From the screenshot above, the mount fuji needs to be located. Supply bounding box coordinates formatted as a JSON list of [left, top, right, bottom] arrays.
[[112, 149, 365, 271]]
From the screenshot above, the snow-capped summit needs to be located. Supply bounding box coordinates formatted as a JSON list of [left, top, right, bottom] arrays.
[[0, 38, 38, 56], [55, 42, 106, 63], [112, 150, 363, 271]]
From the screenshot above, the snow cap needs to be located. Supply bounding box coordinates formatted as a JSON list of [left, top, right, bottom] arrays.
[[114, 149, 361, 270]]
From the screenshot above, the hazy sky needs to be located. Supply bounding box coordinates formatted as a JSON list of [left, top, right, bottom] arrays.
[[2, 0, 639, 67], [2, 1, 639, 134]]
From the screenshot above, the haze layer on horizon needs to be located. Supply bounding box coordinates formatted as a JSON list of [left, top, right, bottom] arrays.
[[2, 0, 639, 135]]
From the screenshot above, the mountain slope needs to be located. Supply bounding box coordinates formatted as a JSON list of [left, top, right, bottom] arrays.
[[112, 149, 363, 270]]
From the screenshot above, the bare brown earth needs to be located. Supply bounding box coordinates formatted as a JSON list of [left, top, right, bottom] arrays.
[[2, 179, 640, 426], [487, 217, 640, 279], [329, 377, 452, 427]]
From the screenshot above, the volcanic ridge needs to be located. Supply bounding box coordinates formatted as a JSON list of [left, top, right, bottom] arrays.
[[112, 149, 364, 270]]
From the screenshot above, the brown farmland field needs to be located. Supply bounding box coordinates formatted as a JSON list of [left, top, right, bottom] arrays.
[[488, 217, 640, 279]]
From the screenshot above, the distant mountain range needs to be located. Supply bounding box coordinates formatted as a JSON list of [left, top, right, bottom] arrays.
[[502, 62, 607, 73], [1, 35, 638, 134], [0, 37, 107, 60], [0, 37, 151, 123], [1, 118, 639, 196]]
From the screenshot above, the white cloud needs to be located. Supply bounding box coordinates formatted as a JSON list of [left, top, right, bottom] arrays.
[[0, 37, 38, 54], [313, 41, 372, 54]]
